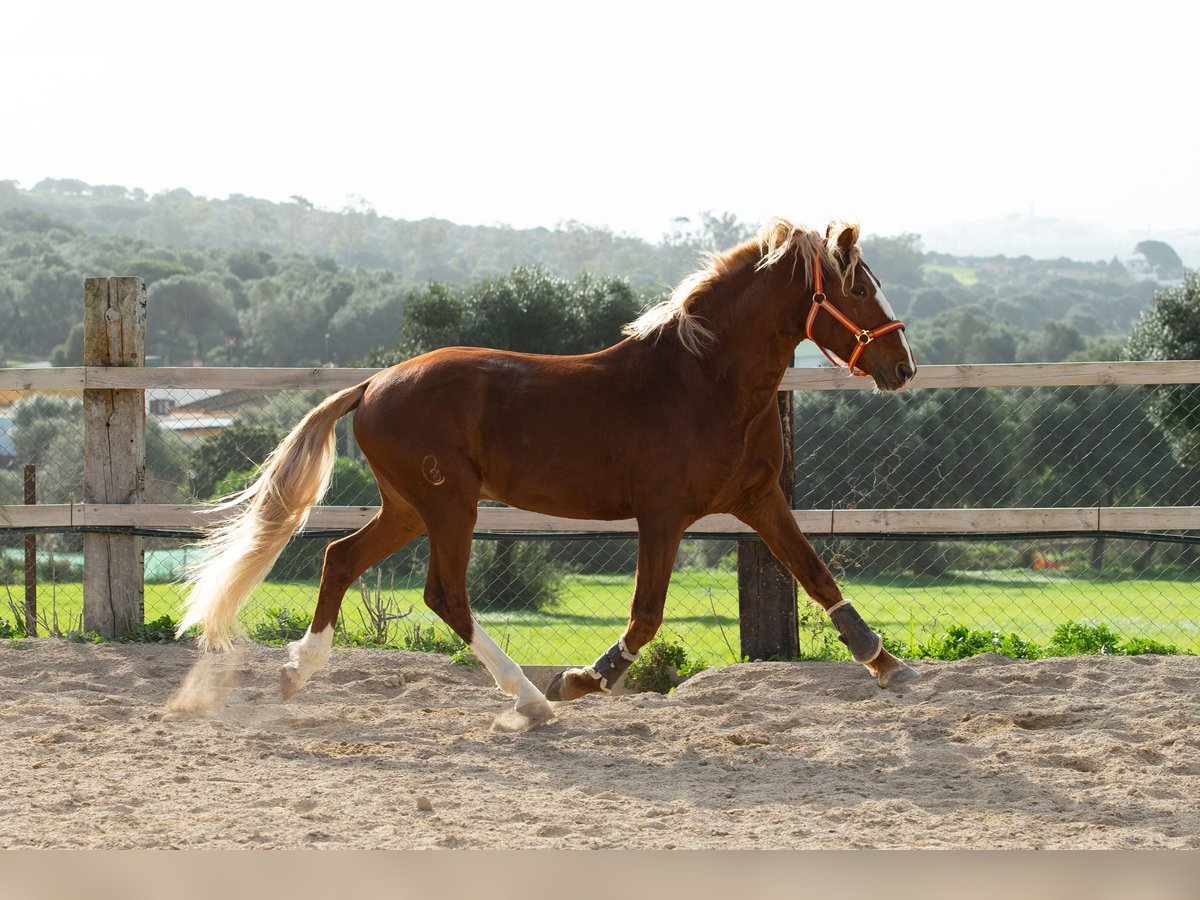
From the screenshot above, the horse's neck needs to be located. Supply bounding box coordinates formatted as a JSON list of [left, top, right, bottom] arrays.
[[690, 272, 804, 418]]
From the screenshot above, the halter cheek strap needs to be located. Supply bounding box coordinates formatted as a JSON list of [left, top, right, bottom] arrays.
[[807, 250, 906, 376]]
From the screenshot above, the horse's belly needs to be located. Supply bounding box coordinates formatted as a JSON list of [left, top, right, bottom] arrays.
[[481, 471, 634, 522]]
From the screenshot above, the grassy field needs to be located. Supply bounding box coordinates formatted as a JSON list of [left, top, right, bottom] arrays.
[[921, 263, 980, 286], [9, 567, 1199, 664]]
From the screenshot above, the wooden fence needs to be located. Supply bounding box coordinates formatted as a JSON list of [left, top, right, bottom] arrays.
[[2, 277, 1199, 652]]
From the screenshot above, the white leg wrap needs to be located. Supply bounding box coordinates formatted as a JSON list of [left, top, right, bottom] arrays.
[[286, 625, 333, 685], [470, 622, 546, 709]]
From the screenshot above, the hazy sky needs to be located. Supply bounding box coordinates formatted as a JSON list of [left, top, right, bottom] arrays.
[[3, 0, 1198, 241]]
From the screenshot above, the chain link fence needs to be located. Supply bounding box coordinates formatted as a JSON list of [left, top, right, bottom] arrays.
[[2, 379, 1199, 661]]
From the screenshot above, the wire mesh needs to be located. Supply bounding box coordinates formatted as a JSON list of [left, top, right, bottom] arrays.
[[1, 381, 1198, 661]]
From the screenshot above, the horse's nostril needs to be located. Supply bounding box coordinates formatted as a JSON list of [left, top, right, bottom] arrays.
[[896, 361, 914, 383]]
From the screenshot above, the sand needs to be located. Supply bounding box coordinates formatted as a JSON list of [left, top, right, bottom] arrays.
[[0, 639, 1197, 849]]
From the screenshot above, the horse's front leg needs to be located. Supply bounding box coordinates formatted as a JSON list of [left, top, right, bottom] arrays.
[[546, 520, 684, 701], [738, 489, 919, 689]]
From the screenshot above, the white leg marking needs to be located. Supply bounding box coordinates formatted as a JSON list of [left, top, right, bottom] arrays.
[[470, 621, 547, 710], [285, 624, 333, 686]]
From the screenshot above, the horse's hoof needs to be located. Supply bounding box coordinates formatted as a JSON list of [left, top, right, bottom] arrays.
[[545, 671, 567, 701], [516, 697, 555, 725], [280, 665, 304, 701], [492, 699, 555, 733], [879, 663, 920, 690], [544, 668, 603, 702]]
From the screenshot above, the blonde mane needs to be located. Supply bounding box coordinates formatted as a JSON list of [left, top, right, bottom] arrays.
[[622, 218, 862, 355]]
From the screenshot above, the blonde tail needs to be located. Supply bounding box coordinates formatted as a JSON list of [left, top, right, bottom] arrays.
[[177, 382, 369, 650]]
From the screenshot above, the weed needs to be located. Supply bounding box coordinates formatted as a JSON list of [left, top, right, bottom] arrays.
[[1047, 622, 1123, 656], [1118, 637, 1181, 655], [345, 571, 412, 647], [65, 629, 105, 644], [402, 624, 478, 666], [796, 601, 850, 661], [37, 592, 81, 639], [624, 639, 708, 694], [118, 615, 179, 643], [914, 625, 1041, 661], [0, 618, 25, 639], [249, 607, 310, 644]]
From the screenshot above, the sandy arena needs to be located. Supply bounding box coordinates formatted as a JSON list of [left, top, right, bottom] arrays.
[[1, 640, 1197, 849]]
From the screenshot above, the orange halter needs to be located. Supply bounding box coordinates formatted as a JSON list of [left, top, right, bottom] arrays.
[[806, 250, 906, 375]]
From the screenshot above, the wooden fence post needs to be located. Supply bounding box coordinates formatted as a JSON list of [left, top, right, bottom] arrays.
[[23, 465, 37, 637], [83, 277, 146, 638], [736, 391, 799, 660]]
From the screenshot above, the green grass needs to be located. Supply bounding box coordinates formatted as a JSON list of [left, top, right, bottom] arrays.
[[921, 263, 979, 286], [7, 566, 1198, 664]]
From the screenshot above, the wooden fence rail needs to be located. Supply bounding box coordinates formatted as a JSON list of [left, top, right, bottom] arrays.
[[3, 277, 1198, 649], [2, 503, 1197, 534], [3, 359, 1200, 392]]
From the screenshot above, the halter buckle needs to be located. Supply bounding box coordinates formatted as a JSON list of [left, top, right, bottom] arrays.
[[856, 330, 873, 345]]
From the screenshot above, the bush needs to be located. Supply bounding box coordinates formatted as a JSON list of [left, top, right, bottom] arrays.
[[118, 615, 178, 643], [1119, 637, 1181, 656], [624, 639, 708, 694], [1047, 622, 1123, 656], [249, 608, 310, 644], [400, 624, 477, 666], [0, 618, 25, 639], [914, 625, 1040, 661], [467, 539, 562, 611]]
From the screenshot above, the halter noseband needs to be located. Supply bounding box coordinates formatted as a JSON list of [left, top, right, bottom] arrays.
[[806, 250, 906, 375]]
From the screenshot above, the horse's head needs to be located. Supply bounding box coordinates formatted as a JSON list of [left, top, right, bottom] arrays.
[[774, 221, 917, 392]]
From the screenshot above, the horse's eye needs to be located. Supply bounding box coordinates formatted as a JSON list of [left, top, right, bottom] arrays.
[[850, 286, 868, 298]]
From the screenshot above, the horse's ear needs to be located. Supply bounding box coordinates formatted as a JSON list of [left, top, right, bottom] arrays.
[[840, 223, 859, 255], [831, 222, 860, 263]]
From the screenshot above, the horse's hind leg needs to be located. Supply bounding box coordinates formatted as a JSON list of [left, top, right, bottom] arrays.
[[422, 506, 553, 726], [738, 489, 919, 689], [547, 519, 684, 701], [281, 497, 425, 700]]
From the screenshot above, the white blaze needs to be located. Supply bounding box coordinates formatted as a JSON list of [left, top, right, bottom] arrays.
[[867, 269, 917, 380]]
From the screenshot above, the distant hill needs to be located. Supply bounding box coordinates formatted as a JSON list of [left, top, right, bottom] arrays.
[[924, 214, 1200, 268], [0, 178, 709, 290], [0, 177, 1186, 369]]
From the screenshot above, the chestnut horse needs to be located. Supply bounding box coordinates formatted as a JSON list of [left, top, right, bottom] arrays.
[[178, 219, 918, 726]]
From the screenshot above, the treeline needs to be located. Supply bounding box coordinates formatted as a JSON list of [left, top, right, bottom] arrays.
[[0, 177, 1180, 370], [0, 178, 706, 290], [1, 208, 411, 366]]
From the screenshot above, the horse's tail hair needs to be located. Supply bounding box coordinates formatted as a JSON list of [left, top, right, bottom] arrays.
[[176, 382, 369, 650]]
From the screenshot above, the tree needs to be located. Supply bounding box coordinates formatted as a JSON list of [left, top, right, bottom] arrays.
[[387, 266, 643, 361], [662, 211, 754, 251], [1126, 271, 1200, 465], [1017, 321, 1085, 363], [859, 233, 926, 288], [148, 275, 237, 364], [908, 288, 955, 320], [49, 322, 85, 366], [907, 307, 1018, 364], [1134, 240, 1184, 280], [189, 421, 284, 500]]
